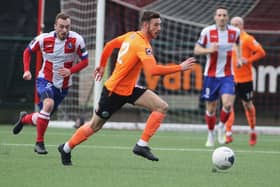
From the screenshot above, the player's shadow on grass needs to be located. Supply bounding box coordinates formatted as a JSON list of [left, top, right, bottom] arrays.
[[211, 167, 233, 174]]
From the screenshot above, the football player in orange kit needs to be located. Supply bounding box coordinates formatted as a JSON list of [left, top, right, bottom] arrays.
[[225, 16, 266, 145], [58, 11, 196, 165]]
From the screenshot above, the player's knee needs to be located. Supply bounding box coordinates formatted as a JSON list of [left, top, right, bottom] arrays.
[[243, 102, 252, 110], [206, 110, 216, 116], [158, 101, 169, 113], [223, 104, 232, 112], [42, 98, 55, 111], [40, 90, 55, 111]]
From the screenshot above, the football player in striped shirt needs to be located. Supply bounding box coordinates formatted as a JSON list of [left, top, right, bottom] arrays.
[[13, 12, 89, 154], [194, 6, 244, 147]]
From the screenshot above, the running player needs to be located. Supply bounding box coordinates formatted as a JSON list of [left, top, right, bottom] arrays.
[[13, 12, 89, 154], [194, 6, 244, 147], [58, 11, 196, 165]]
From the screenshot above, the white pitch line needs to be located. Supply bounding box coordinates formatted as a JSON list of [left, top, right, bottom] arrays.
[[2, 143, 280, 155]]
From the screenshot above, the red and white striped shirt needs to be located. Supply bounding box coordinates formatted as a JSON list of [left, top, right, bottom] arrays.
[[26, 31, 88, 88], [197, 24, 240, 77]]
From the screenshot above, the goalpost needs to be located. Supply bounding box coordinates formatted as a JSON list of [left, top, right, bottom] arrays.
[[49, 0, 280, 133]]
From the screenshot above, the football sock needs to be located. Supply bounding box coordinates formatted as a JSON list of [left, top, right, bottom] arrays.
[[225, 110, 234, 133], [63, 142, 72, 153], [226, 131, 233, 136], [220, 107, 230, 123], [245, 105, 256, 130], [68, 123, 94, 149], [205, 111, 216, 130], [36, 111, 50, 142], [208, 130, 214, 138], [21, 112, 36, 125], [31, 112, 39, 125], [137, 139, 148, 147], [140, 111, 165, 142]]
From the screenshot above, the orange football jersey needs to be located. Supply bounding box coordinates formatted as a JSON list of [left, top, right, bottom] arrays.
[[232, 31, 265, 83], [100, 31, 182, 96]]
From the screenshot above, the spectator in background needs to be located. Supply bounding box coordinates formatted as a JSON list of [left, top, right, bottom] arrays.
[[194, 6, 244, 147], [57, 11, 196, 165], [225, 16, 266, 145], [12, 12, 89, 154]]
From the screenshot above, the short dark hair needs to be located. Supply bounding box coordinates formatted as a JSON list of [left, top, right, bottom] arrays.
[[216, 6, 228, 11], [214, 6, 228, 15], [140, 11, 160, 23], [215, 6, 228, 12], [55, 12, 70, 23]]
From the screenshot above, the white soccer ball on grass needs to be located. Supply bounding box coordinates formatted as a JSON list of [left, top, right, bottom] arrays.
[[212, 146, 235, 170]]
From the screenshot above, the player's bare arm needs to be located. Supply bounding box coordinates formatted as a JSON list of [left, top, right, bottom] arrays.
[[93, 66, 105, 81], [179, 57, 196, 70], [194, 43, 218, 55], [23, 71, 32, 80], [58, 67, 71, 77], [237, 57, 248, 68], [236, 43, 248, 68]]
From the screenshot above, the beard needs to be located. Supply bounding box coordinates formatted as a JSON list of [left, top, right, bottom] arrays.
[[147, 28, 159, 39]]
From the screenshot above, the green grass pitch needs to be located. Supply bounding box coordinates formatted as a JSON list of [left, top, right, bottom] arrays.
[[0, 125, 279, 187]]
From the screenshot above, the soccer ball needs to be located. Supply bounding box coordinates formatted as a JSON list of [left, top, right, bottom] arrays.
[[212, 146, 235, 170]]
